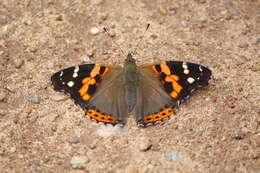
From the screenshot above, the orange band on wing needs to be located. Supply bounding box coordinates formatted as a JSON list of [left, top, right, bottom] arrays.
[[79, 84, 89, 96], [165, 75, 179, 82], [143, 108, 176, 123], [82, 94, 91, 101], [170, 91, 178, 98], [172, 81, 182, 93], [160, 64, 171, 75], [102, 67, 109, 76], [90, 66, 100, 77], [85, 109, 118, 123], [164, 74, 182, 98], [152, 65, 160, 74]]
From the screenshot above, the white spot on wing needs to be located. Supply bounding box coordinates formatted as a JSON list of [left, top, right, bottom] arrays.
[[74, 66, 79, 72], [73, 73, 78, 78], [184, 69, 189, 74], [187, 77, 195, 83], [182, 63, 188, 69], [182, 62, 189, 74], [67, 81, 74, 87], [199, 66, 203, 72], [73, 66, 79, 78], [59, 71, 63, 77]]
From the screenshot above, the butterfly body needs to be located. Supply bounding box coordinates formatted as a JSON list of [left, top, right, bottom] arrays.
[[122, 53, 139, 112], [51, 53, 212, 127]]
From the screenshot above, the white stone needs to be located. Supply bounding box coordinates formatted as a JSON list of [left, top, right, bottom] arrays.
[[90, 27, 99, 35], [70, 156, 89, 165]]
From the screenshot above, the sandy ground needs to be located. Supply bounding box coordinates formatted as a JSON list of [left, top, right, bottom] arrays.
[[0, 0, 259, 172]]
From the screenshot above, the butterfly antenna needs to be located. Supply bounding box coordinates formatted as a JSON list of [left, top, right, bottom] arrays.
[[132, 23, 150, 56], [103, 27, 125, 56]]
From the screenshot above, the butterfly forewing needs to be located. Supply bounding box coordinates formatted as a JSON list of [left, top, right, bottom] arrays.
[[51, 64, 97, 107], [149, 61, 212, 101]]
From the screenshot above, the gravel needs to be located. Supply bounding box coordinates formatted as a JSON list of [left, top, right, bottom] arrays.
[[26, 92, 40, 104], [70, 156, 89, 169]]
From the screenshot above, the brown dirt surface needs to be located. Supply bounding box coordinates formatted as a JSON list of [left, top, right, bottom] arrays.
[[0, 0, 259, 172]]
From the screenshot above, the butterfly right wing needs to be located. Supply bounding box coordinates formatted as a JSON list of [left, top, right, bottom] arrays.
[[135, 61, 212, 127]]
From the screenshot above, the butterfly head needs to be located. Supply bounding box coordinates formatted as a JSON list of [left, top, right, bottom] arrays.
[[125, 52, 136, 65]]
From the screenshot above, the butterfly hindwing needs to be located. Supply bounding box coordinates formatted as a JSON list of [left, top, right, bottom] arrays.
[[51, 64, 125, 125], [85, 73, 128, 125], [134, 69, 177, 127]]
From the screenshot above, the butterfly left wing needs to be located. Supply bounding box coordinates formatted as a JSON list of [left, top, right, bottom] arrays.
[[135, 61, 212, 127], [51, 64, 127, 125]]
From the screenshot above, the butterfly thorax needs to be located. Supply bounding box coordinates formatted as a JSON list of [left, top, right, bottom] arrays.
[[123, 53, 139, 112]]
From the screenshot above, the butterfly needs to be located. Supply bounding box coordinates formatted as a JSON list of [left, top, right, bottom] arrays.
[[51, 52, 212, 127]]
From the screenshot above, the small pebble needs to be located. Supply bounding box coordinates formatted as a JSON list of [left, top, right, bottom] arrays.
[[164, 152, 181, 160], [95, 124, 125, 137], [5, 84, 16, 93], [10, 113, 19, 124], [100, 13, 108, 21], [50, 93, 68, 102], [13, 58, 24, 68], [257, 36, 260, 43], [137, 137, 152, 152], [169, 7, 177, 15], [236, 55, 247, 64], [0, 90, 6, 102], [81, 55, 90, 62], [252, 36, 260, 45], [70, 156, 89, 169], [108, 30, 116, 37], [24, 19, 32, 25], [90, 27, 100, 35], [9, 147, 16, 153], [150, 34, 158, 39], [159, 7, 168, 15], [69, 136, 80, 144], [238, 41, 249, 48], [231, 131, 246, 140], [181, 20, 190, 27], [51, 126, 57, 132], [26, 92, 40, 104], [0, 103, 12, 116]]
